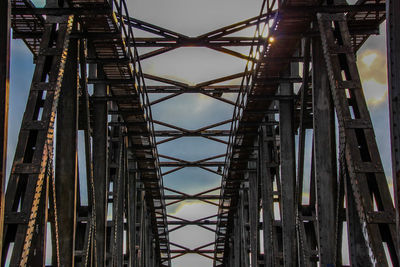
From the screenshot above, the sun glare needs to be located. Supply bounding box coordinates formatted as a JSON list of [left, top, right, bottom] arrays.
[[268, 36, 275, 43]]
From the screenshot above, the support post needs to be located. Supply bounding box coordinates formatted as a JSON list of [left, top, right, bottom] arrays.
[[0, 0, 10, 262], [55, 23, 79, 267], [91, 62, 109, 267], [127, 157, 137, 267], [312, 36, 337, 265], [80, 38, 95, 266], [114, 133, 125, 267], [279, 61, 297, 267], [234, 214, 240, 267], [138, 188, 145, 267], [387, 0, 400, 261], [239, 185, 250, 267], [248, 159, 258, 267], [260, 123, 281, 266]]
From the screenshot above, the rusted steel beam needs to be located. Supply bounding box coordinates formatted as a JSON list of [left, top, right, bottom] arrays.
[[134, 37, 259, 47], [2, 14, 72, 266], [387, 0, 400, 262], [281, 3, 385, 13], [0, 0, 10, 262], [12, 7, 111, 15], [279, 61, 297, 266], [87, 78, 134, 85], [247, 158, 259, 267], [166, 213, 218, 233], [196, 73, 245, 88], [164, 195, 220, 200], [170, 249, 215, 253], [76, 39, 95, 266], [143, 73, 189, 87], [233, 213, 240, 266], [146, 85, 241, 93], [126, 16, 188, 39], [155, 119, 231, 133], [312, 36, 337, 266], [139, 47, 177, 60], [155, 130, 230, 137], [240, 186, 250, 267], [55, 24, 79, 267], [160, 162, 224, 167], [260, 124, 282, 266], [91, 62, 109, 267], [127, 157, 137, 267], [167, 221, 217, 225], [296, 37, 314, 266], [318, 13, 398, 266]]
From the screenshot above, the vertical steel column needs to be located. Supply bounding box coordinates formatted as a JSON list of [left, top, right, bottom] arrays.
[[248, 151, 259, 267], [138, 188, 145, 267], [91, 62, 109, 267], [106, 120, 121, 266], [387, 0, 400, 260], [260, 125, 274, 266], [228, 238, 234, 266], [0, 0, 10, 262], [312, 36, 337, 265], [296, 37, 312, 267], [239, 186, 250, 267], [127, 155, 137, 267], [79, 38, 95, 267], [279, 61, 297, 267], [260, 122, 282, 267], [107, 112, 124, 267], [233, 214, 240, 267], [113, 133, 125, 267], [55, 22, 79, 267], [145, 214, 151, 267]]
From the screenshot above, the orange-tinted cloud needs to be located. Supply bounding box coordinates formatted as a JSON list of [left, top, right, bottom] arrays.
[[358, 49, 387, 85]]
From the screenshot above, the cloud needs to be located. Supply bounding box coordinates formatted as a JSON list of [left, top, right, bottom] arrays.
[[168, 202, 217, 267], [130, 0, 262, 37], [162, 167, 222, 196], [356, 49, 388, 107], [358, 49, 387, 85], [362, 79, 388, 106], [151, 93, 234, 129], [141, 47, 246, 85]]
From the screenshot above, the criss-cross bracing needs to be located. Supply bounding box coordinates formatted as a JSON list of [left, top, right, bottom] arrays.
[[0, 0, 400, 266]]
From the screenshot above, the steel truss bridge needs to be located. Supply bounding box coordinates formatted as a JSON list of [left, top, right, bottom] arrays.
[[0, 0, 400, 266]]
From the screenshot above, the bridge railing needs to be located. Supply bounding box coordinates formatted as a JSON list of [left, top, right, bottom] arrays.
[[111, 0, 170, 263], [214, 0, 280, 263]]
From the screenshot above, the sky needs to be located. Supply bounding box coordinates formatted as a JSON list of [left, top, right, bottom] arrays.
[[130, 0, 262, 265], [6, 0, 394, 266]]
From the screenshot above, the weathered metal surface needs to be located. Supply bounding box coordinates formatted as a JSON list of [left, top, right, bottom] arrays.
[[55, 24, 79, 267], [2, 14, 73, 266], [215, 1, 389, 265], [0, 0, 10, 263], [318, 12, 398, 266], [312, 36, 337, 266], [2, 0, 397, 266], [279, 63, 297, 267]]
